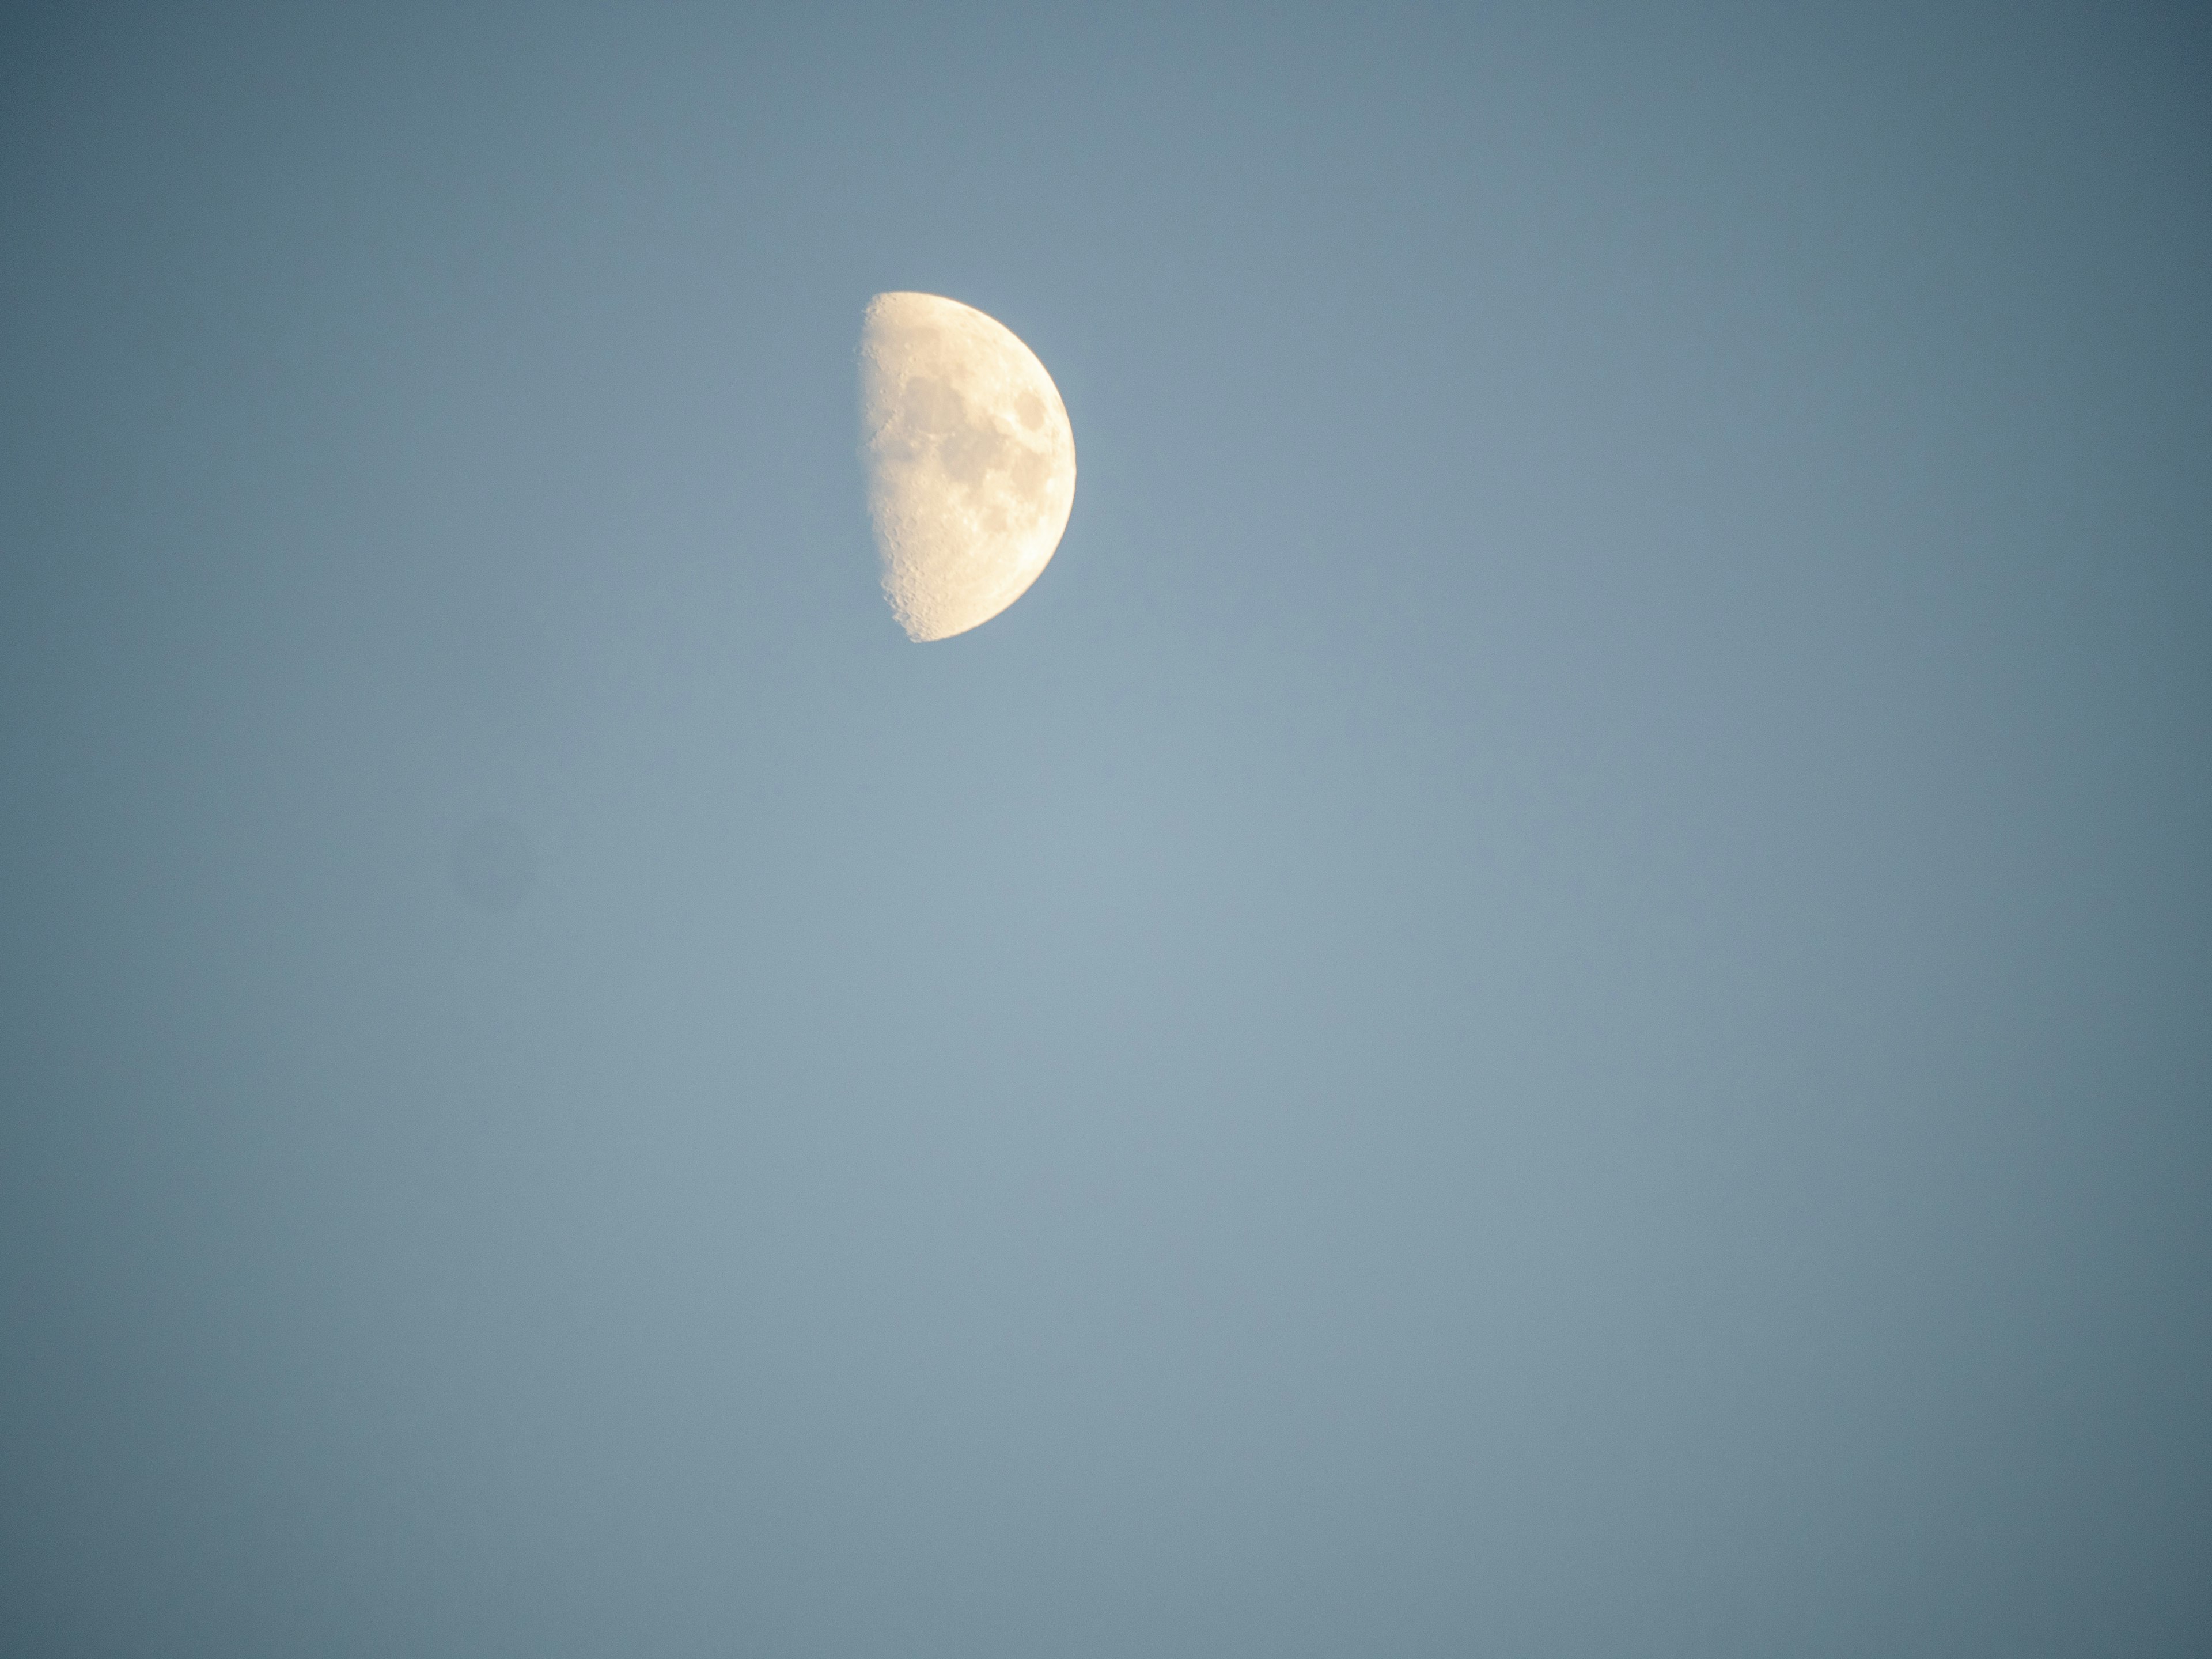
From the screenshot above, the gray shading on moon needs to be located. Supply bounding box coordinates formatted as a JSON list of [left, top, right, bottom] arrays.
[[858, 292, 1077, 642]]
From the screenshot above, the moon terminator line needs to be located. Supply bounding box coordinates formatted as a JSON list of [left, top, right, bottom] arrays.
[[858, 293, 1077, 642]]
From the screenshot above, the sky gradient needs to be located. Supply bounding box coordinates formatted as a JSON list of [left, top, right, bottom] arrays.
[[3, 3, 2210, 1654]]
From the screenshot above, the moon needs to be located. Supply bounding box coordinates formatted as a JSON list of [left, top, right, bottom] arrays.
[[858, 293, 1077, 642]]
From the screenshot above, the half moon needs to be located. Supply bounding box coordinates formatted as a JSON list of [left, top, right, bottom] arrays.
[[858, 293, 1077, 642]]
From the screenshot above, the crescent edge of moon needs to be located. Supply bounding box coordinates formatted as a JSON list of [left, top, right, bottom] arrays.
[[857, 292, 1077, 643]]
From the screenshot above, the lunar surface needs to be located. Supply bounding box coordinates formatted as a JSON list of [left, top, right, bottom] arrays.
[[858, 293, 1076, 642]]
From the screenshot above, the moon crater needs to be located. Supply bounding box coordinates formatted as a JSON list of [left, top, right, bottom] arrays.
[[858, 293, 1076, 642]]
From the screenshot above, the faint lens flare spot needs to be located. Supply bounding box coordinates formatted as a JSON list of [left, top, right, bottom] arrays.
[[450, 815, 536, 911]]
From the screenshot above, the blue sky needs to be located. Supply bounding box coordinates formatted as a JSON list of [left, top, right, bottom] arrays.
[[3, 4, 2209, 1654]]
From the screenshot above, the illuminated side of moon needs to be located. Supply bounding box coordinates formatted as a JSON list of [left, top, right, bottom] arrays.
[[858, 292, 1077, 642]]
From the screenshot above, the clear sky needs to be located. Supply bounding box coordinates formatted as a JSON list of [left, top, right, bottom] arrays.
[[3, 3, 2209, 1654]]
